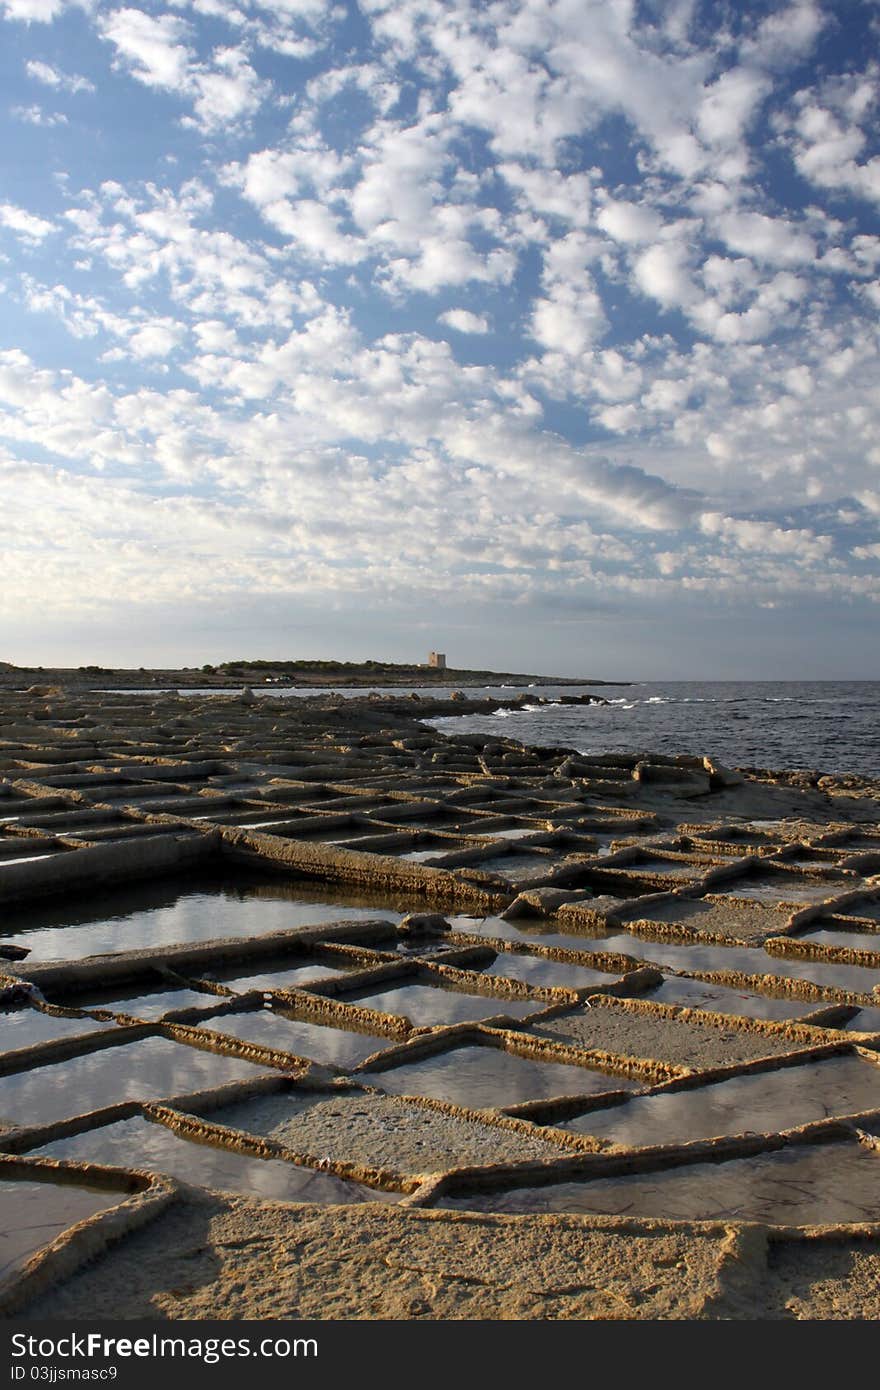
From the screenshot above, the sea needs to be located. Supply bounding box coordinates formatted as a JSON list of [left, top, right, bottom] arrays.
[[426, 681, 880, 779], [112, 679, 879, 778]]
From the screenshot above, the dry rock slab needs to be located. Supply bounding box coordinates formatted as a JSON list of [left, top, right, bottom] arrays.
[[212, 1091, 563, 1174], [20, 1193, 758, 1321]]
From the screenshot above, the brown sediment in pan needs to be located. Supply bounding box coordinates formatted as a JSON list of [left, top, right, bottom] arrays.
[[187, 1086, 585, 1177], [525, 992, 856, 1071]]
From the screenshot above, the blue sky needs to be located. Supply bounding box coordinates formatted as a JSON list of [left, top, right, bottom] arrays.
[[1, 0, 878, 678]]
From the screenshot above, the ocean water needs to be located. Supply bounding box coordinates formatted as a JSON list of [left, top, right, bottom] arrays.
[[105, 679, 879, 777], [428, 681, 880, 778]]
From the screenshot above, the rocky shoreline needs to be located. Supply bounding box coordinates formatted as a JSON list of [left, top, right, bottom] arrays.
[[0, 684, 879, 1321], [0, 661, 627, 693]]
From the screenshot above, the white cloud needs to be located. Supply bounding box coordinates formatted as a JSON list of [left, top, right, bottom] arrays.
[[187, 47, 268, 132], [64, 180, 304, 327], [438, 308, 489, 334], [633, 239, 698, 312], [98, 9, 269, 131], [780, 70, 880, 205], [714, 209, 816, 266], [499, 163, 592, 227], [529, 229, 608, 356], [11, 104, 68, 126], [700, 511, 832, 564], [224, 142, 348, 204], [0, 0, 878, 659], [127, 319, 186, 359], [305, 61, 400, 116], [690, 268, 806, 344], [530, 278, 606, 356], [192, 319, 243, 353], [351, 116, 448, 235], [22, 277, 132, 340], [596, 198, 664, 246], [98, 8, 192, 92], [25, 58, 95, 93], [1, 0, 73, 19], [857, 492, 880, 518], [0, 202, 55, 241], [260, 197, 363, 264], [697, 66, 771, 146], [745, 0, 825, 68]]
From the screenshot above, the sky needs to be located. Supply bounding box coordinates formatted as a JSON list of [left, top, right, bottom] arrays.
[[0, 0, 878, 679]]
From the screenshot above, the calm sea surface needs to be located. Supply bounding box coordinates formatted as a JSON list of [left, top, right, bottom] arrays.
[[427, 681, 880, 778]]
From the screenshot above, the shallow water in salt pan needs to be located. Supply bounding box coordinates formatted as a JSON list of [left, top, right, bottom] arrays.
[[74, 986, 219, 1020], [799, 928, 880, 954], [448, 915, 880, 992], [212, 961, 354, 993], [0, 1007, 113, 1053], [0, 1035, 270, 1128], [483, 826, 551, 840], [196, 1008, 393, 1069], [617, 859, 706, 879], [340, 981, 542, 1028], [439, 1141, 880, 1225], [845, 1006, 880, 1032], [0, 853, 63, 868], [447, 914, 606, 952], [483, 954, 614, 990], [0, 1177, 121, 1283], [37, 1116, 395, 1204], [717, 877, 849, 904], [365, 1044, 640, 1110], [642, 978, 812, 1021], [470, 853, 558, 881], [836, 901, 880, 923], [560, 1054, 880, 1146], [0, 873, 404, 962]]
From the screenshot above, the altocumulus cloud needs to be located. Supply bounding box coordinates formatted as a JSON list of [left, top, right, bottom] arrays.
[[0, 0, 878, 672]]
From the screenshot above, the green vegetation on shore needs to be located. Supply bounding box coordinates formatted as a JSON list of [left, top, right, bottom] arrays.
[[205, 658, 549, 683], [0, 658, 626, 689]]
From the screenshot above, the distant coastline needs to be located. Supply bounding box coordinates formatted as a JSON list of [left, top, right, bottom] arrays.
[[0, 659, 630, 692]]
